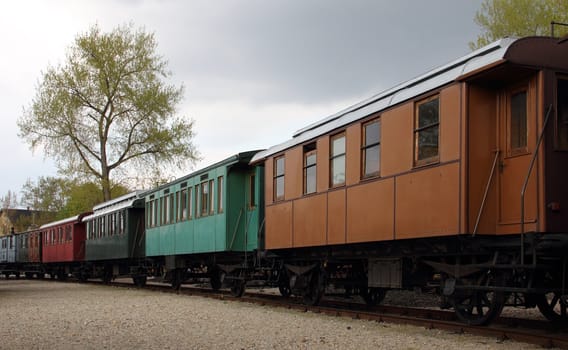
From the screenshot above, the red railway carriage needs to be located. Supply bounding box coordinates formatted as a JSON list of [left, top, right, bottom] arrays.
[[41, 213, 90, 278], [251, 37, 568, 325]]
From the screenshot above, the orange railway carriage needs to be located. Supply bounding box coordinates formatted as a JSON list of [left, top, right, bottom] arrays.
[[251, 37, 568, 325]]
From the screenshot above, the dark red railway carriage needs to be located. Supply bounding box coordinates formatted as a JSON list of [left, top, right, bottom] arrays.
[[40, 212, 90, 279]]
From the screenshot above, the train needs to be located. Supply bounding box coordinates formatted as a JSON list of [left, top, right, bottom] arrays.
[[1, 36, 568, 326]]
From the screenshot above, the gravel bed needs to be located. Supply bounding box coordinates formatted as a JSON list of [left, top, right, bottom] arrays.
[[0, 280, 546, 349]]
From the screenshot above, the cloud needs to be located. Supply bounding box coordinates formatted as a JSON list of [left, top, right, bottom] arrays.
[[0, 0, 484, 197]]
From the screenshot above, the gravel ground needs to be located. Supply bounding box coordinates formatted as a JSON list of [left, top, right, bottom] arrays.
[[0, 280, 546, 350]]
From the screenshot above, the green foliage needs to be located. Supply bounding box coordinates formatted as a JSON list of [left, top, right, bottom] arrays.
[[20, 176, 130, 220], [21, 176, 72, 213], [58, 182, 130, 219], [18, 23, 199, 200], [471, 0, 568, 49]]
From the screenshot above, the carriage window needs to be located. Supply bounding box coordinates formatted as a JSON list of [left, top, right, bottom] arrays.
[[101, 217, 106, 237], [195, 185, 200, 218], [209, 179, 215, 215], [153, 199, 159, 227], [557, 78, 568, 150], [510, 90, 528, 153], [163, 195, 170, 224], [110, 214, 116, 236], [146, 202, 152, 227], [65, 226, 72, 241], [304, 144, 317, 194], [249, 175, 256, 208], [118, 211, 124, 234], [362, 119, 380, 177], [180, 189, 188, 221], [414, 96, 440, 165], [331, 133, 346, 186], [273, 156, 285, 201], [201, 182, 209, 216], [188, 187, 193, 220], [218, 176, 224, 213], [169, 193, 175, 223]]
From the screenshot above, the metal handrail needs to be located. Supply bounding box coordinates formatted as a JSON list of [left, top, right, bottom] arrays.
[[473, 149, 500, 236], [229, 208, 244, 250], [520, 104, 553, 264]]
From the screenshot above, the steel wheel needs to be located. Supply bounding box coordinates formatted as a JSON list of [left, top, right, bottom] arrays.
[[278, 271, 291, 297], [210, 268, 223, 291], [302, 270, 325, 306], [171, 269, 183, 290], [451, 272, 505, 326], [132, 275, 147, 287], [361, 287, 387, 306], [230, 280, 246, 297], [536, 292, 568, 323]]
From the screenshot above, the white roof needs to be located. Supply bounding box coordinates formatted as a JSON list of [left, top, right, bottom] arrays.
[[251, 38, 515, 163], [83, 190, 145, 221], [40, 215, 82, 229]]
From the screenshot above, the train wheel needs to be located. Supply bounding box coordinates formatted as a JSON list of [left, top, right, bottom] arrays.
[[57, 271, 67, 281], [278, 271, 291, 297], [171, 269, 183, 290], [361, 287, 387, 306], [230, 280, 246, 297], [102, 268, 113, 284], [451, 272, 505, 326], [536, 292, 568, 323], [132, 275, 147, 287], [302, 269, 326, 306], [210, 268, 223, 291]]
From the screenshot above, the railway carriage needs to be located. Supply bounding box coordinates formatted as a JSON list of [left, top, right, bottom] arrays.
[[143, 151, 265, 292], [251, 36, 568, 324], [40, 213, 90, 279], [0, 234, 18, 278], [15, 228, 43, 278], [83, 191, 146, 284]]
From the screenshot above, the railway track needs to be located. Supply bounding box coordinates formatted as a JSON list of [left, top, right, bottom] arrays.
[[81, 279, 568, 349]]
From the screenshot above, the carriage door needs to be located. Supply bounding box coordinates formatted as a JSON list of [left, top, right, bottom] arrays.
[[497, 82, 537, 233]]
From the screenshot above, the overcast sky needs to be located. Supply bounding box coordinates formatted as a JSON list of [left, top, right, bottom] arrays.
[[0, 0, 484, 200]]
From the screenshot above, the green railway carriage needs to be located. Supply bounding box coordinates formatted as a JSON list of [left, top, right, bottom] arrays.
[[83, 191, 146, 283], [143, 151, 264, 289]]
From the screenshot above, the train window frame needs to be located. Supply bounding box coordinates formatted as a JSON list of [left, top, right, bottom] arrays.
[[556, 76, 568, 150], [303, 143, 317, 195], [507, 87, 529, 156], [218, 176, 224, 214], [273, 156, 285, 202], [65, 225, 72, 242], [200, 181, 209, 217], [109, 213, 116, 236], [188, 187, 193, 220], [414, 95, 440, 166], [195, 185, 200, 218], [330, 132, 346, 187], [175, 191, 181, 222], [119, 210, 125, 235], [248, 174, 256, 209], [209, 179, 215, 215], [180, 188, 188, 221], [169, 193, 175, 224], [101, 217, 106, 237], [361, 119, 381, 178]]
